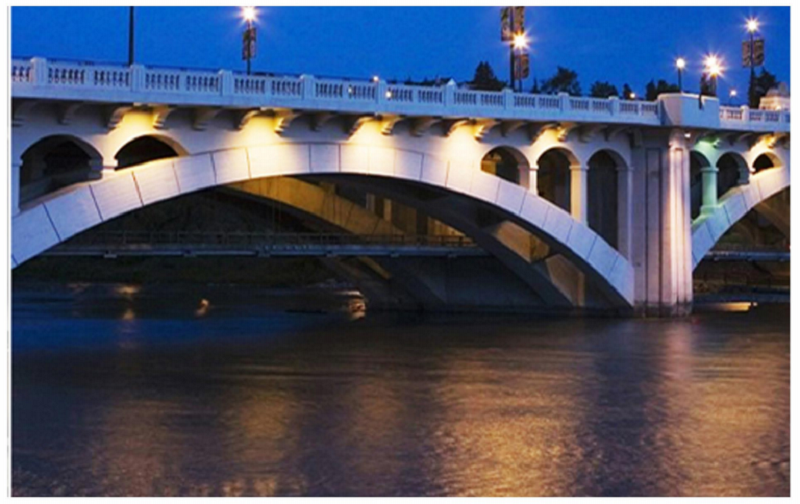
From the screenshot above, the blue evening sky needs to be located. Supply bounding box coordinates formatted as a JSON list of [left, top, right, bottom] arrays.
[[11, 6, 790, 100]]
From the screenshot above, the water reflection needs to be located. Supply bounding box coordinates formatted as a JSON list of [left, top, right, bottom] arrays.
[[11, 283, 790, 496]]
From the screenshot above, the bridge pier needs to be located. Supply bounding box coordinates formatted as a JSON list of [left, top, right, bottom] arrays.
[[630, 129, 694, 317]]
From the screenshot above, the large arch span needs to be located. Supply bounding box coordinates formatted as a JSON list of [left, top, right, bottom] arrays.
[[12, 142, 635, 307], [691, 163, 790, 269]]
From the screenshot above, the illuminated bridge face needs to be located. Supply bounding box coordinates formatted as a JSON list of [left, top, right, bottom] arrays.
[[11, 57, 790, 316]]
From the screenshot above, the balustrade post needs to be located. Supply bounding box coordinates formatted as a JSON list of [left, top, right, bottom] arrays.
[[558, 92, 569, 112], [376, 78, 387, 106], [609, 95, 620, 116], [301, 74, 315, 100], [219, 70, 233, 96], [130, 64, 145, 92], [30, 57, 48, 86], [444, 79, 456, 107], [503, 87, 513, 110], [740, 104, 750, 123]]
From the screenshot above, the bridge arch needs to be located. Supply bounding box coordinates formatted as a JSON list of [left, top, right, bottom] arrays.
[[11, 143, 635, 308], [751, 151, 784, 174], [587, 149, 625, 249], [18, 134, 103, 206], [536, 147, 579, 213], [115, 134, 186, 169], [480, 146, 531, 188], [716, 151, 750, 198], [691, 162, 790, 269]]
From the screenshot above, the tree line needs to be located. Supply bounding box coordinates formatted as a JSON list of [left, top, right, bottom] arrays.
[[468, 61, 779, 107]]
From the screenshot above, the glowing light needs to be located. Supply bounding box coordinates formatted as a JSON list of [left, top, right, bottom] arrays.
[[746, 18, 759, 33], [512, 32, 529, 50], [385, 90, 392, 98], [704, 54, 723, 77], [729, 89, 737, 97], [242, 6, 256, 22], [676, 57, 686, 70], [372, 75, 380, 83], [629, 92, 636, 99]]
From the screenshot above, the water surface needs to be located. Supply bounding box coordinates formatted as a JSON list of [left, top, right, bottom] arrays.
[[12, 283, 790, 496]]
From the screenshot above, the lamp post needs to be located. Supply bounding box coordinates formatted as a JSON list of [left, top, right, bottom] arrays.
[[676, 57, 686, 93], [242, 6, 257, 75], [512, 31, 529, 92], [128, 7, 134, 66], [746, 18, 759, 108], [704, 54, 722, 97]]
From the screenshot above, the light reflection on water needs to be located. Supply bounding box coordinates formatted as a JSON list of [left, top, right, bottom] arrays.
[[12, 283, 789, 496]]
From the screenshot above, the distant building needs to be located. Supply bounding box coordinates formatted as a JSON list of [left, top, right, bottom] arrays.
[[760, 82, 790, 110]]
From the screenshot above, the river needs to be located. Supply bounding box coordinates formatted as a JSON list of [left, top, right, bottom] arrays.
[[11, 282, 790, 496]]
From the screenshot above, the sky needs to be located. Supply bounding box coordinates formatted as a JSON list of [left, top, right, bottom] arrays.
[[11, 6, 790, 101]]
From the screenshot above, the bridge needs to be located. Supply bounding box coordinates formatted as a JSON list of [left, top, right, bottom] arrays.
[[11, 57, 790, 316]]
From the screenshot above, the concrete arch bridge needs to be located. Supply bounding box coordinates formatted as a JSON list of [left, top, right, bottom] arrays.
[[11, 57, 790, 316]]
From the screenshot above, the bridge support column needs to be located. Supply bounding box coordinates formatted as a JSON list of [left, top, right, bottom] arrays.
[[617, 165, 634, 259], [529, 165, 539, 195], [11, 161, 21, 216], [700, 165, 719, 215], [631, 129, 693, 316], [570, 164, 588, 223]]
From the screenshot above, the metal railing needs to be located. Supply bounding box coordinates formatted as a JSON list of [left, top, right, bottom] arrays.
[[63, 230, 474, 247]]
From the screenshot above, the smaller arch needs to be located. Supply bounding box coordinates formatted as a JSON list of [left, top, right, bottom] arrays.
[[115, 134, 186, 169], [480, 146, 530, 188], [715, 152, 749, 199], [587, 149, 624, 249], [19, 134, 103, 205], [536, 147, 579, 213], [751, 152, 782, 174]]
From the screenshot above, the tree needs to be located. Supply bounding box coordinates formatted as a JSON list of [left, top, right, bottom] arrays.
[[590, 81, 618, 98], [541, 67, 581, 96], [470, 61, 505, 91], [645, 79, 680, 101], [750, 68, 778, 108], [622, 83, 634, 100]]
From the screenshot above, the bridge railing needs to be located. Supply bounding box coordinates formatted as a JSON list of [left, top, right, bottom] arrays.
[[12, 57, 791, 129], [719, 105, 790, 127]]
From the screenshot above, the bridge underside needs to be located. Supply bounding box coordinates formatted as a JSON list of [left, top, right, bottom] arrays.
[[33, 175, 630, 315]]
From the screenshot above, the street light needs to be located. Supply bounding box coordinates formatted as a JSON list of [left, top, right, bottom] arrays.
[[512, 32, 529, 51], [511, 31, 530, 92], [241, 6, 257, 75], [746, 17, 759, 108], [729, 88, 737, 105], [703, 54, 722, 97], [675, 57, 686, 92]]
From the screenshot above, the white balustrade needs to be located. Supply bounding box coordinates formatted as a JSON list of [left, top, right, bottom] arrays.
[[619, 101, 640, 115], [11, 61, 32, 82], [10, 57, 789, 131]]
